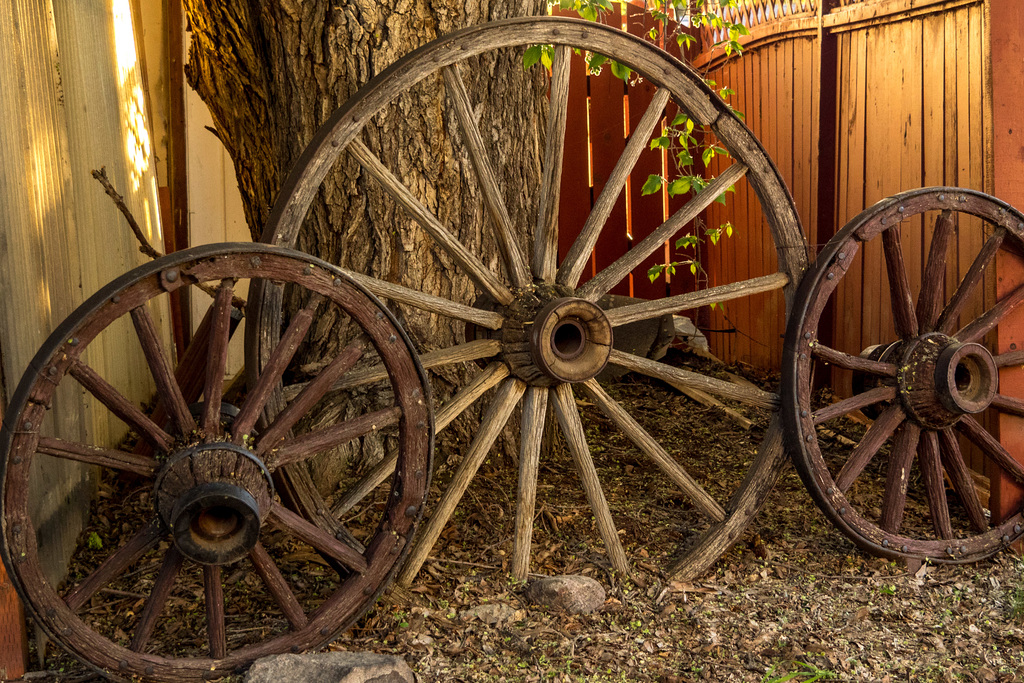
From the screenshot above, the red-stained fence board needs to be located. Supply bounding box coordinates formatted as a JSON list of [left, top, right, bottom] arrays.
[[991, 0, 1024, 524]]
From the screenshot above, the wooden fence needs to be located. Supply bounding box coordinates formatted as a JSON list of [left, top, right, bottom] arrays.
[[0, 1, 167, 673], [549, 0, 990, 373]]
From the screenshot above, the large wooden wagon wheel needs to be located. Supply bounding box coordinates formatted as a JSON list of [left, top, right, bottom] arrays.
[[783, 188, 1024, 562], [0, 244, 431, 680], [251, 16, 808, 582]]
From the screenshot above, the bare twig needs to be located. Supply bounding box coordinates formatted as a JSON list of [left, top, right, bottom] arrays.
[[90, 166, 248, 313], [91, 167, 164, 260]]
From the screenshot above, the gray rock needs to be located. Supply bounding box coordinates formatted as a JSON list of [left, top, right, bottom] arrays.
[[525, 574, 606, 614], [245, 652, 415, 683], [460, 602, 518, 625], [595, 294, 675, 381]]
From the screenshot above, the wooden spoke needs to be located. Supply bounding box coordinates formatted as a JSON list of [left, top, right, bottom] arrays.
[[397, 378, 526, 586], [260, 336, 368, 449], [608, 348, 778, 409], [956, 415, 1024, 486], [579, 379, 726, 522], [331, 363, 509, 518], [533, 44, 572, 282], [68, 360, 172, 451], [441, 64, 530, 287], [347, 140, 513, 305], [880, 422, 922, 533], [579, 163, 749, 300], [557, 87, 672, 288], [812, 386, 896, 425], [918, 430, 954, 539], [130, 305, 195, 435], [268, 502, 368, 573], [341, 269, 504, 330], [249, 543, 307, 630], [936, 228, 1005, 334], [882, 227, 919, 339], [835, 404, 904, 493], [512, 386, 549, 581], [201, 279, 236, 435], [667, 414, 787, 579], [991, 393, 1024, 417], [37, 437, 157, 477], [916, 211, 954, 331], [232, 294, 323, 441], [937, 429, 988, 532], [552, 383, 631, 577], [995, 349, 1024, 368], [605, 273, 789, 327], [266, 405, 402, 467], [325, 339, 501, 395], [955, 281, 1024, 344], [810, 343, 897, 376], [65, 519, 163, 611], [203, 565, 226, 659], [129, 546, 184, 653]]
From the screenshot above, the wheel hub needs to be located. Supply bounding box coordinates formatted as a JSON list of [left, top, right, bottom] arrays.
[[154, 443, 274, 565], [897, 332, 998, 429], [499, 285, 613, 386]]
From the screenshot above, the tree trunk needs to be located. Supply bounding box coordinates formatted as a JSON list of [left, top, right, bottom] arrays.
[[182, 1, 547, 490]]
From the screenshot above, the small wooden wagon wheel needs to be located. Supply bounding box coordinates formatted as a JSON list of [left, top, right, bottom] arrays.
[[783, 188, 1024, 563], [251, 16, 808, 582], [0, 243, 431, 680]]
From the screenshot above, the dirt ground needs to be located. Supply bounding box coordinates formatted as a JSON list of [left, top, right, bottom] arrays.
[[23, 353, 1024, 682]]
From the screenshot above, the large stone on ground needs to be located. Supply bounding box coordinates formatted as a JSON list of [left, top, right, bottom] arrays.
[[524, 574, 606, 614], [245, 652, 415, 683], [596, 294, 675, 381]]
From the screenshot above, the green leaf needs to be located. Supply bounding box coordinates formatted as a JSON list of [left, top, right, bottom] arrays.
[[671, 112, 689, 127], [540, 45, 554, 70], [524, 45, 543, 70], [675, 234, 699, 249], [676, 148, 693, 166], [647, 264, 664, 282], [702, 146, 715, 167], [87, 532, 103, 550], [689, 262, 697, 275], [667, 177, 691, 197], [726, 222, 733, 237], [610, 59, 631, 81], [641, 174, 664, 195], [650, 135, 670, 151]]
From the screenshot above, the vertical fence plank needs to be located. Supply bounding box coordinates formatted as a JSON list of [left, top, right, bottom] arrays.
[[991, 0, 1024, 524], [625, 3, 670, 302], [553, 7, 592, 281], [589, 5, 630, 297]]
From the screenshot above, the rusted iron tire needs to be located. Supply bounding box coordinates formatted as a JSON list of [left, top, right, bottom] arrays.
[[783, 188, 1024, 563], [250, 16, 808, 582], [0, 244, 431, 681]]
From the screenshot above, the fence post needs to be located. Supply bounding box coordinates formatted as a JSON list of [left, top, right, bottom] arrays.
[[989, 0, 1024, 527]]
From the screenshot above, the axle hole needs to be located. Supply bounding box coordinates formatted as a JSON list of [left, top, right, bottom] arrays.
[[553, 320, 586, 360], [192, 506, 242, 542], [955, 361, 974, 393]]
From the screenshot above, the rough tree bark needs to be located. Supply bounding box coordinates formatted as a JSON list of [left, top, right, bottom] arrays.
[[182, 1, 548, 489]]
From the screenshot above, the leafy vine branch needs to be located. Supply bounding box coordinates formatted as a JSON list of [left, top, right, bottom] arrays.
[[533, 0, 751, 291]]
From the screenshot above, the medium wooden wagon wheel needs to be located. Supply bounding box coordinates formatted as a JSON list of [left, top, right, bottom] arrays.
[[251, 16, 807, 582], [783, 188, 1024, 563], [0, 244, 431, 680]]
